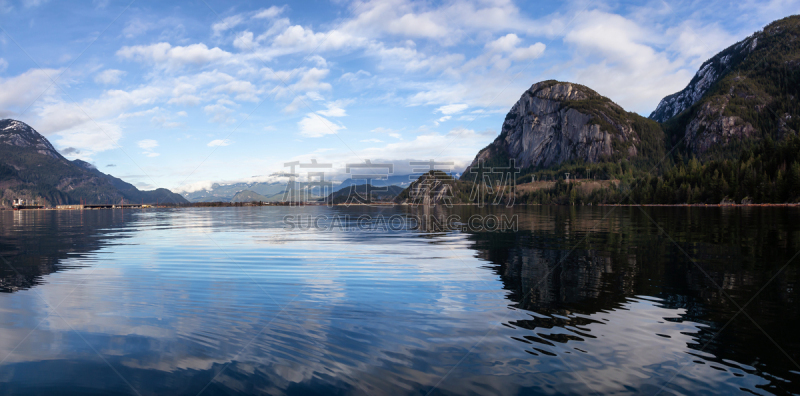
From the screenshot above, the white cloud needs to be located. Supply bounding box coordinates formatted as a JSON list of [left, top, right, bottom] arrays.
[[305, 91, 324, 101], [298, 113, 344, 138], [137, 139, 158, 149], [371, 127, 403, 140], [386, 13, 448, 38], [0, 68, 61, 118], [123, 18, 153, 38], [317, 100, 351, 117], [562, 10, 696, 113], [510, 43, 546, 61], [436, 103, 468, 115], [172, 180, 215, 193], [253, 5, 285, 19], [0, 58, 7, 72], [36, 85, 166, 135], [207, 139, 231, 147], [53, 121, 122, 158], [94, 69, 125, 85], [211, 79, 259, 102], [118, 106, 160, 120], [270, 67, 331, 99], [282, 91, 325, 114], [434, 115, 451, 126], [407, 74, 535, 109], [339, 70, 371, 82], [137, 139, 159, 157], [212, 15, 244, 36], [338, 0, 537, 45], [233, 31, 255, 51], [282, 95, 309, 114], [168, 94, 201, 106], [203, 102, 235, 123], [117, 42, 232, 68], [339, 127, 491, 171], [267, 24, 364, 55], [486, 33, 545, 61], [487, 34, 521, 52], [369, 42, 464, 72], [307, 55, 328, 68], [737, 0, 800, 25], [151, 114, 183, 128], [666, 21, 737, 69]]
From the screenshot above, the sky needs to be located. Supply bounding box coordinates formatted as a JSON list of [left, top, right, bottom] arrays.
[[0, 0, 797, 192]]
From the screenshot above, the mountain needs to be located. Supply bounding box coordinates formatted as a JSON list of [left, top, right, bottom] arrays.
[[183, 181, 287, 202], [71, 159, 187, 204], [185, 180, 362, 203], [461, 80, 664, 178], [0, 119, 187, 206], [328, 184, 405, 204], [649, 35, 760, 123], [336, 175, 414, 190], [229, 190, 272, 203], [184, 176, 415, 203], [452, 15, 800, 205], [653, 15, 800, 156]]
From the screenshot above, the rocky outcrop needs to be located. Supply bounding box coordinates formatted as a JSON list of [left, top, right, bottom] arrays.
[[397, 171, 464, 206], [682, 96, 757, 154], [649, 33, 760, 123], [463, 81, 660, 174]]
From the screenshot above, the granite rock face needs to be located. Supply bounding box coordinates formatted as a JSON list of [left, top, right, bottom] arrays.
[[649, 34, 760, 123], [682, 96, 757, 154], [465, 81, 651, 173]]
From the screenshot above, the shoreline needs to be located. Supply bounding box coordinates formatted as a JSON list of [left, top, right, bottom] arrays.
[[5, 202, 800, 210]]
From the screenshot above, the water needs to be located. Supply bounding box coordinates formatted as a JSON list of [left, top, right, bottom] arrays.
[[0, 206, 798, 395]]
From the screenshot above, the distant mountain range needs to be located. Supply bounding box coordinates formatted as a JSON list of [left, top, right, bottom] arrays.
[[0, 119, 187, 206], [184, 181, 288, 202], [184, 174, 418, 203], [327, 184, 405, 204]]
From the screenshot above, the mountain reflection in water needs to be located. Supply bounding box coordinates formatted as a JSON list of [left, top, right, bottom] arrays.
[[0, 206, 798, 395]]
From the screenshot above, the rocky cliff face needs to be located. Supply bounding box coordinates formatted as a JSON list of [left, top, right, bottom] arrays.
[[464, 81, 661, 174], [649, 34, 760, 123], [653, 15, 800, 156], [680, 95, 758, 154]]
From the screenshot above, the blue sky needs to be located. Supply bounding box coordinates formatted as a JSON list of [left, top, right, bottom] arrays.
[[0, 0, 797, 192]]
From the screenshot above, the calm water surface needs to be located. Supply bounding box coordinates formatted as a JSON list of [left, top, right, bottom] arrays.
[[0, 206, 798, 395]]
